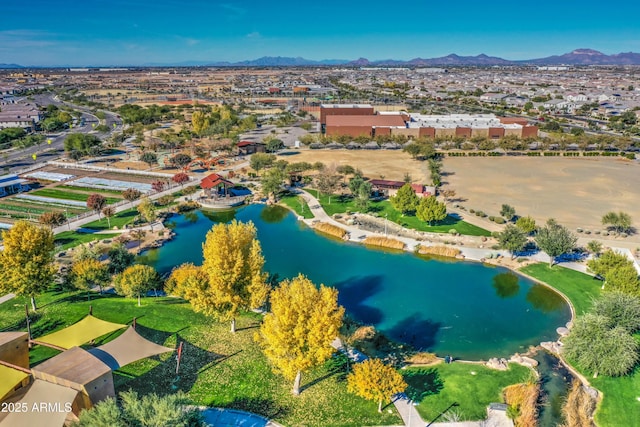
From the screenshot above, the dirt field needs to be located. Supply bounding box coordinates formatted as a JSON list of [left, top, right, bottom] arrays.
[[276, 149, 640, 245], [443, 156, 640, 239], [276, 149, 430, 182]]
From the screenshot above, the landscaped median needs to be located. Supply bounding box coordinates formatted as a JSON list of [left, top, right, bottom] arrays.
[[519, 262, 639, 427]]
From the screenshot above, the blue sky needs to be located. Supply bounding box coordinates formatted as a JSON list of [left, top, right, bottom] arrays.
[[1, 0, 639, 66]]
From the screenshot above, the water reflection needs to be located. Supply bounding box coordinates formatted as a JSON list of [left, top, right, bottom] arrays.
[[201, 209, 237, 223], [526, 284, 566, 313], [492, 272, 520, 298], [260, 205, 289, 223]]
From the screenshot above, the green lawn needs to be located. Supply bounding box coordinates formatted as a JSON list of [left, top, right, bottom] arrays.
[[591, 367, 640, 427], [519, 263, 640, 427], [0, 291, 401, 427], [57, 185, 124, 195], [519, 263, 602, 315], [279, 194, 314, 219], [54, 231, 120, 250], [304, 189, 490, 236], [82, 208, 139, 231], [30, 188, 121, 204], [407, 363, 531, 421]]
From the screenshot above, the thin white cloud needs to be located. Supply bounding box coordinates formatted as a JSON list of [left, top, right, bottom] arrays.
[[246, 32, 261, 39]]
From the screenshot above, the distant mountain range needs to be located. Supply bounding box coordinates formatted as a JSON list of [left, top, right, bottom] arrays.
[[4, 49, 640, 68]]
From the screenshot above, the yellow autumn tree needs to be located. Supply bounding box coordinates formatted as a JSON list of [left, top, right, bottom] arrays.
[[347, 358, 407, 412], [114, 264, 161, 306], [165, 263, 208, 300], [256, 274, 344, 395], [0, 220, 55, 311], [197, 220, 269, 333], [70, 258, 109, 300], [191, 110, 210, 137]]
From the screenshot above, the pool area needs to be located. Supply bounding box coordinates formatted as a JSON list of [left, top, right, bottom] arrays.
[[144, 205, 571, 360]]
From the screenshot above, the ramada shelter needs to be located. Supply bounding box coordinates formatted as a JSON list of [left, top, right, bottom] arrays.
[[0, 314, 173, 427]]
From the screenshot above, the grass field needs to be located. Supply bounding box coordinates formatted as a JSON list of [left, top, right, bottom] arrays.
[[304, 189, 490, 236], [407, 362, 531, 421], [54, 231, 120, 250], [519, 263, 639, 427], [519, 263, 602, 315], [279, 194, 314, 219], [58, 185, 125, 195], [82, 208, 139, 231], [0, 291, 402, 427], [30, 188, 121, 205]]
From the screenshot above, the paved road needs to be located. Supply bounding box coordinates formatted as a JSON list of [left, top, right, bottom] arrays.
[[1, 93, 123, 173]]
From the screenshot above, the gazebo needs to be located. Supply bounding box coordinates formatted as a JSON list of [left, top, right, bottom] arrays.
[[200, 173, 233, 198]]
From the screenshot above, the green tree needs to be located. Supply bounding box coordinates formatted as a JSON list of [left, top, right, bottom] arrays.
[[497, 225, 528, 258], [563, 314, 638, 377], [601, 211, 632, 234], [261, 168, 286, 199], [592, 292, 640, 333], [516, 216, 537, 234], [535, 219, 577, 266], [0, 221, 55, 311], [587, 249, 634, 280], [107, 244, 135, 275], [586, 240, 603, 256], [347, 358, 407, 412], [349, 174, 365, 195], [265, 137, 284, 153], [73, 391, 204, 427], [355, 181, 372, 212], [257, 274, 344, 395], [390, 183, 419, 215], [500, 204, 516, 221], [139, 152, 158, 168], [170, 153, 192, 169], [604, 264, 640, 296], [64, 133, 103, 159], [250, 152, 276, 175], [416, 195, 447, 225], [114, 264, 161, 306]]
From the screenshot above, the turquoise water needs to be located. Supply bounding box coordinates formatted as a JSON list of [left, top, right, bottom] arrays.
[[145, 205, 571, 360]]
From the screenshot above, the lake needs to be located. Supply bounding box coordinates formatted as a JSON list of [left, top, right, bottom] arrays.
[[144, 204, 571, 360]]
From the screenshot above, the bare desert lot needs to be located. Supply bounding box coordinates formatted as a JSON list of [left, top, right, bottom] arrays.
[[443, 156, 640, 236], [277, 149, 431, 182], [279, 149, 640, 241]]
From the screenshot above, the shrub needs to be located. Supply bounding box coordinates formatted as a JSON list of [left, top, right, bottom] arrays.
[[469, 209, 476, 214], [418, 245, 461, 258], [503, 382, 540, 427], [448, 229, 458, 235], [363, 236, 405, 250], [494, 217, 506, 224], [488, 216, 495, 222], [313, 222, 347, 239], [405, 352, 440, 365]]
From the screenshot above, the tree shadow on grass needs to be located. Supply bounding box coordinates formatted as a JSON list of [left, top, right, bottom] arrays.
[[386, 314, 442, 351], [112, 333, 225, 398], [333, 275, 385, 325], [402, 367, 444, 403], [226, 397, 290, 421]]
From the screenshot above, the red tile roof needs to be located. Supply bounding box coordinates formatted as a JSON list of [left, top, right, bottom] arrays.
[[200, 173, 232, 189]]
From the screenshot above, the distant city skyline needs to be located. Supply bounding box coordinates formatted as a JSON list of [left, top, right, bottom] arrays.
[[1, 0, 639, 66]]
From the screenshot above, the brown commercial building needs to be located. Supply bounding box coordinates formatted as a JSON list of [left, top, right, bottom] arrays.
[[320, 104, 375, 126], [325, 115, 406, 137]]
